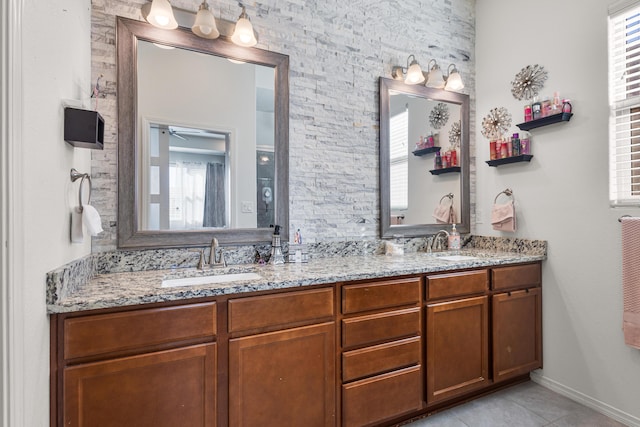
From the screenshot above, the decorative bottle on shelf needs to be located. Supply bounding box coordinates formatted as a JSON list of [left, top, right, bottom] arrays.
[[531, 97, 542, 120], [434, 151, 442, 169], [511, 133, 521, 156], [520, 131, 531, 155]]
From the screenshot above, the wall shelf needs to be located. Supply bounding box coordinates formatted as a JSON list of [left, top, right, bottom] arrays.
[[516, 112, 573, 131], [429, 166, 461, 175], [486, 155, 533, 167], [412, 146, 441, 156]]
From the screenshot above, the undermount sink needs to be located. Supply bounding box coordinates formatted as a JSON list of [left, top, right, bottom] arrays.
[[161, 272, 263, 288], [436, 255, 480, 262]]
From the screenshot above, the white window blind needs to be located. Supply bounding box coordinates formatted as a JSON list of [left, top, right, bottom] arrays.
[[609, 2, 640, 205], [389, 108, 408, 211]]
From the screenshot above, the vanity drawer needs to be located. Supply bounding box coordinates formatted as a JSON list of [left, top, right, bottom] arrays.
[[492, 263, 541, 291], [64, 302, 217, 361], [342, 277, 421, 314], [427, 270, 488, 300], [342, 336, 421, 382], [342, 307, 421, 349], [342, 365, 423, 427], [228, 287, 334, 334]]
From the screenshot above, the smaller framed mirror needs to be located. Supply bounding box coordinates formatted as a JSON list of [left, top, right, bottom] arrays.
[[379, 77, 470, 238]]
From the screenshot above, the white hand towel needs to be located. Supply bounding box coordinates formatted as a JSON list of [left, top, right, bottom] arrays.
[[82, 204, 103, 236], [70, 207, 84, 243]]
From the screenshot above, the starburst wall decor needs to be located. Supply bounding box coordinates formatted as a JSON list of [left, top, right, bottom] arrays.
[[510, 64, 548, 101], [481, 107, 512, 140], [449, 121, 461, 148], [429, 102, 450, 129]]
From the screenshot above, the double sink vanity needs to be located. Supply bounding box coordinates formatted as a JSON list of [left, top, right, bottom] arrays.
[[48, 239, 545, 427], [49, 13, 548, 427]]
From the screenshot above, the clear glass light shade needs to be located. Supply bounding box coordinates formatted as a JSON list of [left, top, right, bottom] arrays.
[[231, 17, 257, 47], [146, 0, 178, 30], [405, 61, 425, 85], [192, 3, 220, 39], [425, 65, 445, 89], [445, 70, 464, 91]]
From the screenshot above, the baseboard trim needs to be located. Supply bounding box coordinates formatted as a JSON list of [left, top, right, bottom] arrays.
[[530, 371, 640, 427]]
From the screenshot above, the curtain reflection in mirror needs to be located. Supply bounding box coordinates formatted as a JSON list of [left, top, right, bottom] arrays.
[[390, 106, 409, 215], [203, 163, 226, 227]]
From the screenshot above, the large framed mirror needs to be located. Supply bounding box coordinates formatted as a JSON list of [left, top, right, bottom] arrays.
[[379, 77, 470, 238], [117, 17, 289, 249]]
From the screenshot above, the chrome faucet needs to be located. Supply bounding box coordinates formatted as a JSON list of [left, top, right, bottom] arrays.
[[196, 238, 226, 270], [428, 230, 450, 253], [209, 237, 226, 267]]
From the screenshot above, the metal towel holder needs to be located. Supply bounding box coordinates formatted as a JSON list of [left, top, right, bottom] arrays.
[[494, 188, 515, 204], [70, 168, 92, 213], [439, 192, 454, 205]]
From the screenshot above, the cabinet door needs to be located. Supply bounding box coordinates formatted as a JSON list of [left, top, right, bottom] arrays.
[[63, 343, 216, 427], [493, 288, 542, 382], [426, 296, 489, 405], [228, 322, 336, 427]]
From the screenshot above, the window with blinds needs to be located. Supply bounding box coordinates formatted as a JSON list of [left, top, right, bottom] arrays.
[[609, 1, 640, 205], [389, 108, 408, 211]]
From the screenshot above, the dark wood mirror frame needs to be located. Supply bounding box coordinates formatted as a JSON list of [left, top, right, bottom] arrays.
[[116, 17, 289, 249], [379, 77, 470, 238]]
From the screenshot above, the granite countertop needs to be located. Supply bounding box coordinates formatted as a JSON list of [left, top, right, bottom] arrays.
[[47, 247, 546, 314]]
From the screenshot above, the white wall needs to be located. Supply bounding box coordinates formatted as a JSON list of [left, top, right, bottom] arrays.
[[10, 0, 92, 426], [476, 1, 640, 424]]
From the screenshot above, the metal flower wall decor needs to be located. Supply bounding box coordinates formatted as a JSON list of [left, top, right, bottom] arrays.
[[510, 64, 548, 101], [481, 107, 512, 140], [449, 120, 461, 149], [429, 102, 450, 129]]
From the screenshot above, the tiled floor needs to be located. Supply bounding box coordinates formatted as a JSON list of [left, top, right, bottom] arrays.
[[402, 381, 627, 427]]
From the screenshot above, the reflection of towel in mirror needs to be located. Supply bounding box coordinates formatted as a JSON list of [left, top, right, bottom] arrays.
[[491, 202, 516, 232], [433, 204, 456, 224]]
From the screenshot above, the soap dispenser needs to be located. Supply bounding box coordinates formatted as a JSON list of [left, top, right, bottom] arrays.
[[268, 225, 285, 265], [448, 223, 461, 251]]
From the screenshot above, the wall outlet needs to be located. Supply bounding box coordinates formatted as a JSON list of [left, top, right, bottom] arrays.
[[241, 201, 253, 213], [476, 208, 484, 224]]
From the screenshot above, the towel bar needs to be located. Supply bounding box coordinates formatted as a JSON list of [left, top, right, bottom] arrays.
[[618, 215, 640, 222], [70, 168, 92, 213]]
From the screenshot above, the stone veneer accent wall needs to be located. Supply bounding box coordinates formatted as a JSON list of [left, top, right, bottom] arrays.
[[90, 0, 476, 252]]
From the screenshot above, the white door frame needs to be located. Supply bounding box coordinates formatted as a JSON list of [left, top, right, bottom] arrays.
[[1, 1, 25, 426]]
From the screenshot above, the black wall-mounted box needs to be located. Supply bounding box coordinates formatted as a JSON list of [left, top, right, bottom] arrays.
[[64, 107, 104, 149]]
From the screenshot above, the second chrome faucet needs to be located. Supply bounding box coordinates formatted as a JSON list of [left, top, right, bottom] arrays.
[[197, 237, 226, 269]]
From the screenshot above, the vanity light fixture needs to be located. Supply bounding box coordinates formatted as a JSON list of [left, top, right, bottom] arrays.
[[425, 59, 445, 89], [444, 63, 464, 91], [143, 0, 178, 30], [231, 5, 258, 47], [391, 55, 426, 85], [192, 0, 220, 39]]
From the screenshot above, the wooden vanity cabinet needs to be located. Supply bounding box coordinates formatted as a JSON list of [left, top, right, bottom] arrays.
[[491, 264, 542, 383], [53, 302, 218, 427], [340, 277, 423, 427], [227, 287, 336, 427], [425, 270, 490, 405]]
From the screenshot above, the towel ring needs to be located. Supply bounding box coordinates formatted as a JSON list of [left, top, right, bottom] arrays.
[[439, 193, 454, 205], [70, 168, 92, 213], [494, 188, 514, 204], [619, 215, 633, 222]]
